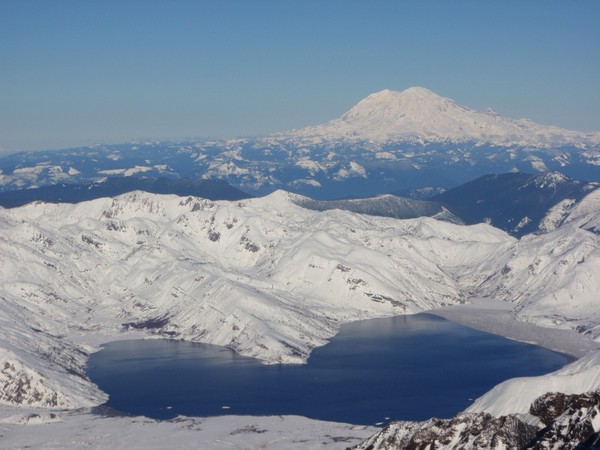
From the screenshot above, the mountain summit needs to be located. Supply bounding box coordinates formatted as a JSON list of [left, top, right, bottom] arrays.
[[2, 87, 600, 198], [283, 87, 600, 147]]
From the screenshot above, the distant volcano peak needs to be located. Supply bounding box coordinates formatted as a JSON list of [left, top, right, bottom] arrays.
[[341, 87, 466, 124], [280, 87, 600, 147]]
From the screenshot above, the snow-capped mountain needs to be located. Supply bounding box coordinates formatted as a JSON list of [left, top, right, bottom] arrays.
[[432, 171, 599, 236], [1, 88, 599, 198], [0, 188, 599, 411], [475, 187, 600, 340], [0, 190, 510, 408], [292, 194, 463, 224], [0, 176, 250, 208], [280, 87, 600, 147], [466, 351, 600, 418], [2, 88, 600, 448]]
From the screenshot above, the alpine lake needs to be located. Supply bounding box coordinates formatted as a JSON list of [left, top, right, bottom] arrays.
[[87, 313, 570, 426]]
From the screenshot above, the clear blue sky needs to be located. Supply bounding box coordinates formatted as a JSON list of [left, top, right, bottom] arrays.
[[1, 0, 599, 152]]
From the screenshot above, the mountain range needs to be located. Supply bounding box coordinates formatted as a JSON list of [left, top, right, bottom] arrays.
[[2, 88, 600, 448], [431, 171, 599, 236], [0, 176, 249, 208], [1, 187, 599, 409], [279, 87, 600, 147], [1, 87, 600, 199], [1, 170, 595, 239]]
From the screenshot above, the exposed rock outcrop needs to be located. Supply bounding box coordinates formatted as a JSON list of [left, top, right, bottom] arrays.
[[352, 390, 600, 450]]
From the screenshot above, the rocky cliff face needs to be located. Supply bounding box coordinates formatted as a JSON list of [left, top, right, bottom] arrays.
[[352, 390, 600, 450], [529, 391, 600, 449], [352, 413, 536, 450]]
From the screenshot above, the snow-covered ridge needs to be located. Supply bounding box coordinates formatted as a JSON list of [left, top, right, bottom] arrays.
[[279, 87, 600, 147], [353, 388, 600, 450], [0, 188, 599, 411], [0, 190, 511, 408], [477, 188, 600, 339], [467, 350, 600, 417], [2, 88, 600, 199], [290, 192, 463, 224]]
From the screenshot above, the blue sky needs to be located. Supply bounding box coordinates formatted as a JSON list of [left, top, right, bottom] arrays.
[[1, 0, 599, 152]]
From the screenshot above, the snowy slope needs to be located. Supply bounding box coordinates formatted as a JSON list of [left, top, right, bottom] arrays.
[[352, 338, 600, 449], [280, 87, 600, 147], [352, 389, 600, 450], [0, 410, 377, 450], [293, 193, 463, 224], [476, 188, 600, 339], [1, 188, 600, 414], [0, 190, 512, 409], [433, 171, 598, 237], [467, 351, 600, 417]]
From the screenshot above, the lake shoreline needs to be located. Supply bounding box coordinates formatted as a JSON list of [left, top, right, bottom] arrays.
[[428, 299, 600, 359], [1, 300, 597, 449], [87, 313, 567, 424]]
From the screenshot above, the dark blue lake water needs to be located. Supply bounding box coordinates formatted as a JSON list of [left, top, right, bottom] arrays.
[[87, 314, 570, 425]]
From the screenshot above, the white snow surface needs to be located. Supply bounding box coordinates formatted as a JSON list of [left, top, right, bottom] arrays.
[[1, 189, 600, 448], [0, 164, 72, 189], [279, 87, 600, 147], [98, 165, 153, 176], [476, 188, 600, 340], [0, 409, 376, 450], [538, 198, 578, 233], [431, 299, 600, 359], [0, 189, 515, 409], [467, 350, 600, 418]]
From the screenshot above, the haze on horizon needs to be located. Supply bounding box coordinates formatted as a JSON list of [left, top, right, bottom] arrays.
[[1, 0, 599, 153]]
